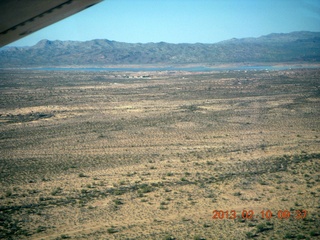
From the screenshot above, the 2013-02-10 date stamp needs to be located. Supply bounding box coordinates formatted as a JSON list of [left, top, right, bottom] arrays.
[[212, 209, 307, 220]]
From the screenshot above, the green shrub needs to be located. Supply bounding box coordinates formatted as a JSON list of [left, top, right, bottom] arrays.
[[284, 233, 296, 238], [194, 236, 206, 240], [256, 223, 269, 233], [297, 234, 306, 239], [60, 234, 71, 239], [310, 231, 320, 236], [164, 235, 176, 240], [138, 184, 153, 193], [113, 199, 124, 205], [107, 227, 118, 234], [246, 231, 256, 238], [5, 191, 12, 197]]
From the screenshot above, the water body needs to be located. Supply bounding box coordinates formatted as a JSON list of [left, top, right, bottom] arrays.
[[28, 65, 318, 72]]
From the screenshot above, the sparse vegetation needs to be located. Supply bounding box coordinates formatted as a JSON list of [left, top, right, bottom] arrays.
[[0, 69, 319, 239]]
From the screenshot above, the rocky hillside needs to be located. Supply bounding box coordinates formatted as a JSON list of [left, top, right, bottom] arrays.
[[0, 31, 319, 67]]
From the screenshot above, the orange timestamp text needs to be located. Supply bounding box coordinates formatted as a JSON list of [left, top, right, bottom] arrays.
[[212, 209, 307, 220]]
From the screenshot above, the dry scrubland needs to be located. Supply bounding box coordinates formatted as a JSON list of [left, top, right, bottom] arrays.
[[0, 69, 319, 240]]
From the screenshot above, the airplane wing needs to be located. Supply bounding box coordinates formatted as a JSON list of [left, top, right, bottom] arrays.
[[0, 0, 102, 47]]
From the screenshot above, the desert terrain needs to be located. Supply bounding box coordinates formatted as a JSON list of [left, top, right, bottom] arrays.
[[0, 68, 319, 239]]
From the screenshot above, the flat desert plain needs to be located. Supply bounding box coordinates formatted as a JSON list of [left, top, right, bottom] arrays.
[[0, 69, 319, 239]]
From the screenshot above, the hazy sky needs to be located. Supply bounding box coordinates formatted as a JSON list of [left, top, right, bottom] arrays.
[[8, 0, 320, 46]]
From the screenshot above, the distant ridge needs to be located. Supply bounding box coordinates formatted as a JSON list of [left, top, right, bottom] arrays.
[[1, 31, 320, 67]]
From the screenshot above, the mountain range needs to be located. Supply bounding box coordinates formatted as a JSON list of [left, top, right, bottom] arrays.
[[0, 31, 320, 67]]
